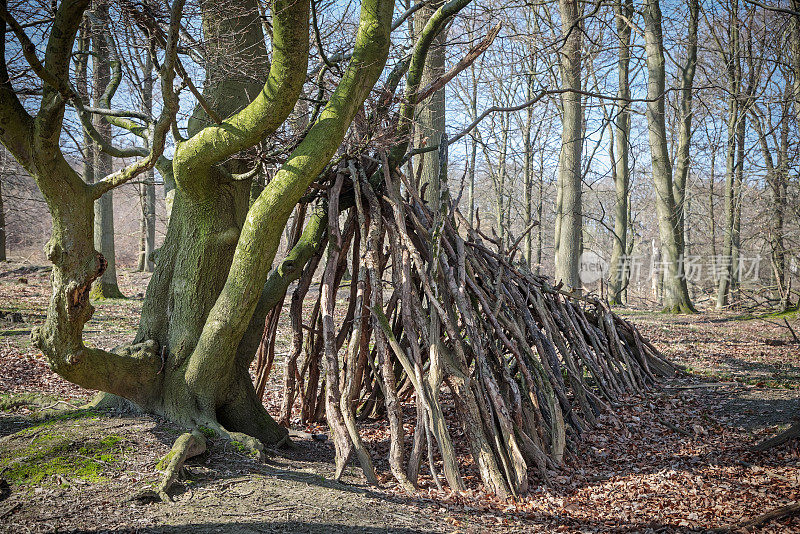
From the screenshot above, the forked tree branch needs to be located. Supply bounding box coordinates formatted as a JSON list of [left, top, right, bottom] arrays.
[[90, 0, 185, 198]]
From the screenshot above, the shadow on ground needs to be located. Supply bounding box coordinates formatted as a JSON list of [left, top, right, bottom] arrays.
[[715, 387, 799, 429], [62, 522, 437, 533]]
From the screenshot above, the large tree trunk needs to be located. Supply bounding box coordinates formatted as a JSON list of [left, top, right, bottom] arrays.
[[90, 0, 124, 299], [135, 0, 391, 446], [133, 0, 299, 443], [554, 0, 583, 291], [3, 0, 392, 467], [642, 0, 695, 313], [608, 0, 633, 305]]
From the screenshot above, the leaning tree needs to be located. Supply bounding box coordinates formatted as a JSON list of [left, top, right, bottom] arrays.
[[1, 0, 675, 501]]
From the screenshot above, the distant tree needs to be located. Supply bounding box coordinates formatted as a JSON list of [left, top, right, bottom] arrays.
[[608, 0, 633, 305], [642, 0, 695, 312], [554, 0, 584, 291]]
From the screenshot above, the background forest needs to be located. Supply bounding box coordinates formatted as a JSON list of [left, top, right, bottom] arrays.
[[2, 0, 798, 314]]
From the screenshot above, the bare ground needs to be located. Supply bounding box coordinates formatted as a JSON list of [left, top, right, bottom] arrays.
[[0, 262, 798, 533]]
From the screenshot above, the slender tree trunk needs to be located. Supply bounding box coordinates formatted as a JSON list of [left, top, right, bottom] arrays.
[[792, 0, 800, 123], [467, 36, 478, 228], [753, 104, 787, 308], [536, 150, 544, 275], [138, 53, 156, 273], [496, 118, 508, 247], [716, 0, 742, 309], [731, 108, 746, 300], [90, 0, 124, 299], [608, 0, 633, 305], [776, 95, 789, 307], [709, 151, 717, 266], [414, 0, 447, 202], [0, 178, 5, 261], [642, 0, 694, 313], [555, 0, 583, 290], [623, 191, 634, 303], [672, 0, 699, 279], [524, 69, 534, 269]]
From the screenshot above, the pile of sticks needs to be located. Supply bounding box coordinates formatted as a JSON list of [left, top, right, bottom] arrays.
[[254, 155, 675, 499]]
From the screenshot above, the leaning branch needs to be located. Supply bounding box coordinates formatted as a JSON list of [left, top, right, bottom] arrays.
[[743, 0, 800, 16], [415, 22, 501, 103], [0, 5, 68, 98]]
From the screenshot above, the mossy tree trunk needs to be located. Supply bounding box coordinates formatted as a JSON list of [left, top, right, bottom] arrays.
[[0, 0, 394, 455], [137, 0, 392, 445]]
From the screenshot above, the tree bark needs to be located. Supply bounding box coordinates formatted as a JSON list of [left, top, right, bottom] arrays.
[[793, 0, 800, 124], [414, 0, 447, 202], [90, 0, 124, 299], [642, 0, 695, 313], [608, 0, 633, 305], [671, 0, 699, 296], [523, 67, 534, 269], [715, 0, 742, 310], [2, 0, 393, 456], [0, 174, 5, 261], [554, 0, 584, 291], [138, 52, 155, 273]]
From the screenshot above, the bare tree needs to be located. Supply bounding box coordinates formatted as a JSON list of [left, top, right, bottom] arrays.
[[608, 0, 633, 305], [642, 0, 695, 312], [554, 0, 584, 290]]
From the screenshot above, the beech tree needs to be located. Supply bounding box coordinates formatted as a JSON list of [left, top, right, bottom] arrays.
[[0, 0, 393, 494], [642, 0, 695, 313], [0, 0, 680, 501], [607, 0, 633, 305], [554, 0, 584, 291]]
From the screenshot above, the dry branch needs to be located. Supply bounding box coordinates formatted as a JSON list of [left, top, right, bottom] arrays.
[[258, 156, 671, 497]]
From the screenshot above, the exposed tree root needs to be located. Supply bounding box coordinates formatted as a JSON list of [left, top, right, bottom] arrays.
[[154, 429, 207, 502], [84, 392, 142, 415], [710, 502, 800, 533], [752, 420, 800, 452]]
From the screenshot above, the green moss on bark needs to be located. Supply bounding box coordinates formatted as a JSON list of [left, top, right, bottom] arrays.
[[90, 281, 126, 300]]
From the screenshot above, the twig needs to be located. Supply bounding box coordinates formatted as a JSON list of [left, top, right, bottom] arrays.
[[784, 318, 799, 344], [416, 22, 502, 103], [660, 420, 693, 436], [710, 502, 800, 533]]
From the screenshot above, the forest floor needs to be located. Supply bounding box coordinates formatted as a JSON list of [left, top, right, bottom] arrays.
[[0, 261, 798, 533]]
